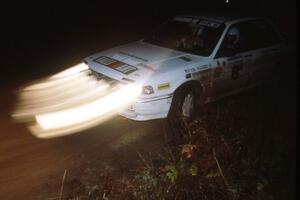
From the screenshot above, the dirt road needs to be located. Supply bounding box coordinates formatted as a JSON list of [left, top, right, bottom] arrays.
[[0, 83, 166, 199]]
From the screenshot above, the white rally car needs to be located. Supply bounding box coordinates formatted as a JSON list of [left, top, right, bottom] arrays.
[[84, 15, 284, 121]]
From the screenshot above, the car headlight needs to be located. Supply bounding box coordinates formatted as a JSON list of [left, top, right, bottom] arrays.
[[142, 85, 154, 95]]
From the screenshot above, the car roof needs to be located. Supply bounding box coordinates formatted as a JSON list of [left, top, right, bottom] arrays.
[[174, 14, 262, 24]]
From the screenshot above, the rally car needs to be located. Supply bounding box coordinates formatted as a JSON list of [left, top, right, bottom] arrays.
[[84, 15, 284, 121]]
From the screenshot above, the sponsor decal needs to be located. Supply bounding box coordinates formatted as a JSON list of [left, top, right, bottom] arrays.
[[184, 65, 209, 74], [93, 56, 137, 75], [184, 65, 212, 82], [198, 19, 221, 28], [157, 83, 170, 90]]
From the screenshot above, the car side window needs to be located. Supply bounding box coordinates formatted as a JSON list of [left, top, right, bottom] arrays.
[[215, 20, 279, 58], [216, 23, 248, 57]]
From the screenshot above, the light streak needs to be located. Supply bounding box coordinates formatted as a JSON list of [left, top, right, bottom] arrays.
[[35, 84, 141, 130], [12, 62, 142, 138]]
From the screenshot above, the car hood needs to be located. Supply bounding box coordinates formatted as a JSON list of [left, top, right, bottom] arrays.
[[84, 40, 207, 84]]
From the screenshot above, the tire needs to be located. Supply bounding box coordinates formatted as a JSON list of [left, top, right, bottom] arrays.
[[168, 85, 198, 122]]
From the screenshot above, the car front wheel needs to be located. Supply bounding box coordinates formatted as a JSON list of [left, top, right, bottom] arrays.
[[168, 85, 197, 122]]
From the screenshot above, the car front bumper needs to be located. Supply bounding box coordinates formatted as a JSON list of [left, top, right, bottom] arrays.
[[118, 94, 173, 121]]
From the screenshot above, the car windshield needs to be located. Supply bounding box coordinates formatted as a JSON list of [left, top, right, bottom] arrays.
[[144, 20, 225, 56]]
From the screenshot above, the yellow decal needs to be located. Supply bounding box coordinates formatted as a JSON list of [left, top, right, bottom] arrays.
[[158, 83, 170, 90]]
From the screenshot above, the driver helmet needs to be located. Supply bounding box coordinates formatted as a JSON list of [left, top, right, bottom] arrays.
[[227, 27, 240, 45]]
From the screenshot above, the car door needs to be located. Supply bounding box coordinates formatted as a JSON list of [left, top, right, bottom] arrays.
[[212, 21, 254, 97], [246, 20, 282, 85]]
